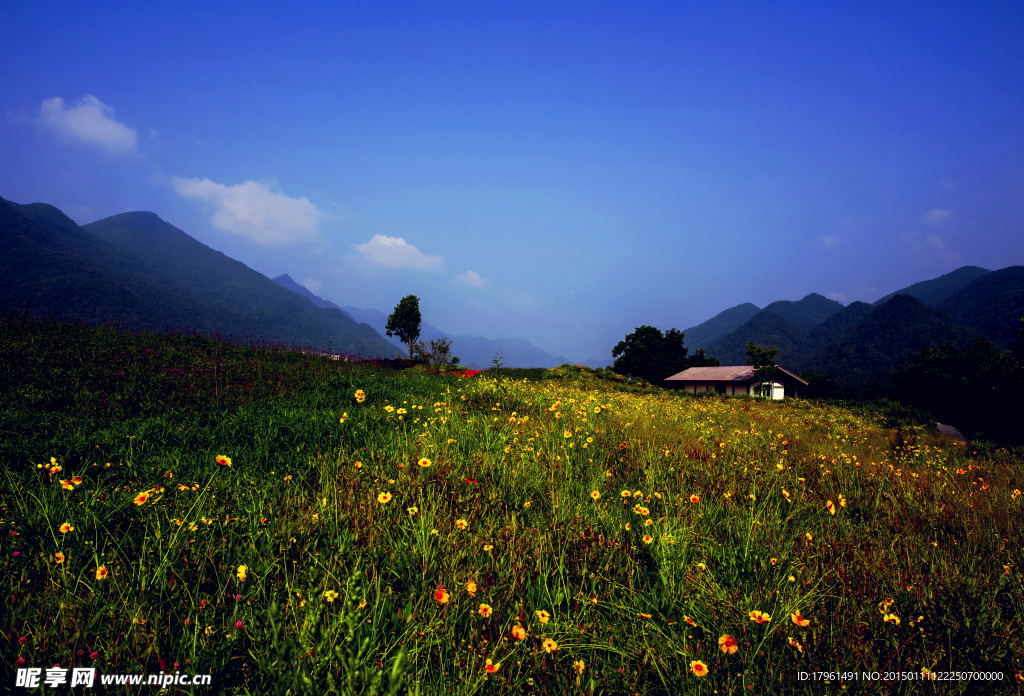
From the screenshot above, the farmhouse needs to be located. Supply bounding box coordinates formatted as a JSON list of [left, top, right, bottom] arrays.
[[664, 365, 808, 399]]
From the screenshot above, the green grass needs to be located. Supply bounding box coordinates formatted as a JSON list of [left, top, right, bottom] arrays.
[[2, 314, 1023, 695]]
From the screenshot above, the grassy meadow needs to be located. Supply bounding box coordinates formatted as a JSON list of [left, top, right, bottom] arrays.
[[2, 313, 1023, 695]]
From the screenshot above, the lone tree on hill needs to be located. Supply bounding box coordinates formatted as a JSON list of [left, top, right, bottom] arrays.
[[745, 341, 780, 397], [386, 295, 422, 358], [612, 326, 718, 383]]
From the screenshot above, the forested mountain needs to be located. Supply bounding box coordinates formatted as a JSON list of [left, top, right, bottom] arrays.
[[936, 266, 1024, 348], [873, 265, 990, 307], [0, 196, 400, 356], [681, 302, 761, 349], [761, 293, 844, 333], [704, 310, 812, 366]]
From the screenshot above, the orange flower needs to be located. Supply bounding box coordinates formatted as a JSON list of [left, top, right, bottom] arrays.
[[60, 480, 74, 491], [542, 638, 559, 653], [59, 523, 74, 534], [838, 493, 847, 507], [54, 552, 65, 565], [215, 455, 232, 467], [788, 636, 803, 652], [511, 625, 527, 641], [791, 611, 810, 627], [466, 581, 477, 596], [485, 658, 500, 673], [718, 634, 738, 654], [826, 500, 836, 515], [690, 495, 699, 504], [133, 491, 150, 506], [748, 610, 771, 624], [95, 565, 108, 580], [71, 476, 83, 485], [535, 610, 551, 623], [479, 604, 493, 617], [637, 612, 653, 619], [689, 660, 708, 677], [684, 616, 697, 627], [435, 587, 450, 604]]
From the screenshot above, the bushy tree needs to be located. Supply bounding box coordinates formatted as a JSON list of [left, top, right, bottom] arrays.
[[413, 338, 460, 375], [386, 295, 421, 358], [745, 341, 780, 397], [612, 326, 717, 383]]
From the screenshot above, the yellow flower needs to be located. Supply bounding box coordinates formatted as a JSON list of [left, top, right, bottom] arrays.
[[479, 604, 493, 617], [625, 523, 631, 531], [573, 659, 585, 675], [791, 611, 810, 627], [133, 491, 150, 506], [485, 658, 501, 673], [511, 625, 527, 640], [826, 500, 836, 515], [59, 522, 74, 534], [71, 476, 83, 485], [838, 493, 847, 507], [95, 565, 108, 580], [215, 455, 232, 467], [776, 463, 784, 472], [689, 660, 709, 677], [542, 638, 559, 653], [718, 634, 738, 654], [418, 457, 431, 468], [236, 565, 248, 582], [355, 389, 366, 402], [748, 610, 771, 624], [523, 501, 531, 508], [339, 413, 348, 423], [590, 490, 601, 500], [642, 534, 654, 544], [397, 408, 407, 415], [466, 581, 477, 596], [883, 613, 900, 625], [535, 610, 551, 624], [563, 430, 572, 439], [322, 590, 339, 602], [385, 405, 395, 412], [378, 491, 392, 504], [788, 636, 803, 653], [60, 479, 74, 490], [483, 544, 493, 551], [455, 519, 468, 530], [689, 494, 700, 504], [621, 490, 631, 498], [805, 532, 813, 541], [407, 506, 418, 516]]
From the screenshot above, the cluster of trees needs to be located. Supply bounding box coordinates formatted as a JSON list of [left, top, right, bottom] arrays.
[[611, 325, 719, 383], [385, 295, 460, 374]]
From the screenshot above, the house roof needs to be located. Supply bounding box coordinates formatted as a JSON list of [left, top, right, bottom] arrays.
[[665, 365, 809, 385]]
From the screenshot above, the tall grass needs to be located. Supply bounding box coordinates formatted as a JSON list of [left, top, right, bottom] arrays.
[[2, 314, 1022, 694]]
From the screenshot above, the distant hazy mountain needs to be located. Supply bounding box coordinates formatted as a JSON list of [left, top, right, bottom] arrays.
[[704, 310, 813, 366], [801, 294, 977, 395], [873, 265, 991, 307], [936, 266, 1024, 348], [762, 293, 844, 333], [271, 273, 346, 312], [74, 210, 400, 356], [581, 357, 614, 369], [682, 303, 761, 349]]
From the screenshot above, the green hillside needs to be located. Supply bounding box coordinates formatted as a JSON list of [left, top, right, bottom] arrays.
[[873, 265, 990, 307], [762, 293, 843, 332], [801, 294, 976, 395], [803, 301, 876, 355], [704, 310, 812, 366], [937, 265, 1024, 348], [681, 302, 761, 349]]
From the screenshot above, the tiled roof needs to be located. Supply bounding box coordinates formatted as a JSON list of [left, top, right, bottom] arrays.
[[665, 365, 808, 385]]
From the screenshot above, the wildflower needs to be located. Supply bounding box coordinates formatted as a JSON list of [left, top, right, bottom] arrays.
[[690, 495, 699, 504], [749, 610, 771, 624], [59, 522, 74, 534], [625, 523, 631, 531], [397, 408, 407, 415], [805, 532, 813, 541], [325, 589, 341, 603], [788, 636, 803, 653], [485, 658, 501, 673], [55, 552, 65, 564], [466, 581, 477, 596], [644, 519, 654, 527], [637, 612, 652, 619], [235, 620, 244, 629], [542, 638, 559, 653], [564, 430, 572, 439], [511, 625, 527, 640], [236, 565, 248, 582], [684, 616, 697, 627], [536, 610, 551, 623], [455, 519, 468, 530], [770, 558, 778, 566], [95, 565, 108, 580], [590, 490, 601, 500], [776, 463, 784, 472], [782, 488, 791, 501], [642, 534, 654, 544], [483, 544, 493, 551], [378, 492, 392, 504], [689, 660, 709, 677], [838, 493, 847, 507], [621, 490, 631, 498], [215, 455, 232, 467], [435, 586, 450, 604], [479, 604, 493, 617], [791, 611, 810, 627], [883, 613, 900, 626], [71, 476, 83, 485], [355, 390, 366, 402], [524, 501, 531, 508], [718, 634, 738, 654], [573, 659, 585, 675], [789, 575, 796, 582], [418, 457, 432, 468], [826, 500, 836, 515], [133, 491, 150, 506], [60, 479, 74, 490], [339, 413, 348, 423]]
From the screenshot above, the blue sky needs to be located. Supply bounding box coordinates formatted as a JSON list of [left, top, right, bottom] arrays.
[[3, 1, 1023, 361]]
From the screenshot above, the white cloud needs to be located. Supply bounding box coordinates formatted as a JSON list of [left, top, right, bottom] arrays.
[[301, 278, 322, 294], [353, 234, 444, 269], [37, 95, 137, 156], [172, 177, 323, 245], [819, 234, 840, 248], [922, 208, 950, 225], [456, 270, 485, 287]]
